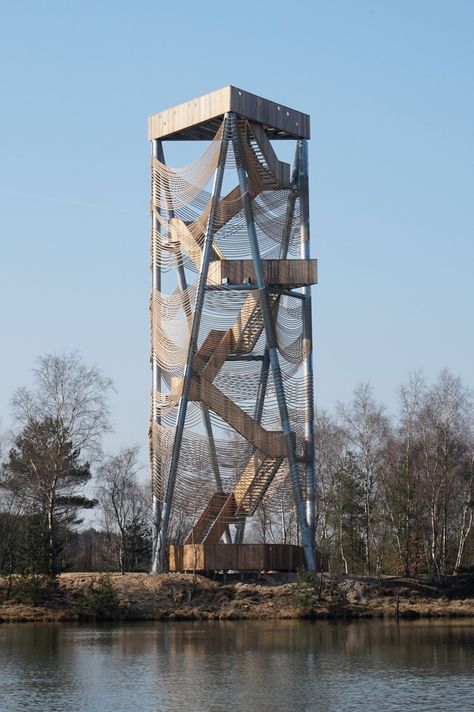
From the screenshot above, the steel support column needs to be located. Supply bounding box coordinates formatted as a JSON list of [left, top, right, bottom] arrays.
[[298, 139, 316, 547], [151, 139, 163, 573]]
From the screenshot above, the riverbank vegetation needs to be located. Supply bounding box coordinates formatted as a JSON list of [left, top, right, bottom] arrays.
[[0, 571, 473, 623]]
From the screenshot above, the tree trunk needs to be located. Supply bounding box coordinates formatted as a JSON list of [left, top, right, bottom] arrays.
[[403, 505, 411, 577], [47, 494, 55, 575], [339, 512, 348, 574], [453, 463, 474, 575], [365, 485, 371, 575], [118, 531, 126, 575], [453, 497, 473, 575], [430, 502, 439, 578]]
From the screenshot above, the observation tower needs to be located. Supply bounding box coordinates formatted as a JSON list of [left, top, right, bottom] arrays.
[[148, 87, 317, 572]]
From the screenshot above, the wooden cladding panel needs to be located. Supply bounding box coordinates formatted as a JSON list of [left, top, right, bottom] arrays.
[[202, 293, 258, 380], [207, 259, 318, 287], [148, 86, 229, 141], [148, 86, 310, 141], [230, 87, 310, 140]]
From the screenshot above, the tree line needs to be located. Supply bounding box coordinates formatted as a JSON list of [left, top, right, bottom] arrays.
[[255, 372, 473, 576], [0, 353, 472, 578]]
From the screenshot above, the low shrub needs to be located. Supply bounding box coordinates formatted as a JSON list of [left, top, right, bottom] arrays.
[[75, 574, 120, 619], [11, 573, 59, 605], [292, 567, 322, 611]]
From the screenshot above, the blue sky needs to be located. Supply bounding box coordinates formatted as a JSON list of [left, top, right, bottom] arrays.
[[1, 0, 473, 461]]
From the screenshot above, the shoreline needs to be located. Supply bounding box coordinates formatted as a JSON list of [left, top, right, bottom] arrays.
[[1, 572, 473, 624]]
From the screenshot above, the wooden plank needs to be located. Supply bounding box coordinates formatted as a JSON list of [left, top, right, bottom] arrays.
[[213, 185, 244, 232], [193, 330, 227, 374], [148, 85, 310, 141], [169, 216, 224, 266], [234, 456, 283, 515]]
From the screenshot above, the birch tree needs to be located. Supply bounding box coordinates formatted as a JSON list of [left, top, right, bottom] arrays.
[[97, 447, 150, 573]]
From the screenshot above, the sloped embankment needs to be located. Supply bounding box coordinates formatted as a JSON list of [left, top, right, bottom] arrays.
[[0, 572, 473, 623]]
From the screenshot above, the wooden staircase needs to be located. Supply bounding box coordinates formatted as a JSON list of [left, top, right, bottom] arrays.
[[184, 454, 284, 545], [234, 454, 284, 516], [184, 492, 236, 544]]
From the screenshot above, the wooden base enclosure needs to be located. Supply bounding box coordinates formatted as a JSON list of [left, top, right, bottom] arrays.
[[169, 544, 305, 572]]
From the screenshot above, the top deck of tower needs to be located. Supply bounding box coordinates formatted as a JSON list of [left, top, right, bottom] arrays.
[[148, 85, 310, 142]]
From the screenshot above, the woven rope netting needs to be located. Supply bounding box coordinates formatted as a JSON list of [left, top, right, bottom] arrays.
[[150, 119, 309, 534]]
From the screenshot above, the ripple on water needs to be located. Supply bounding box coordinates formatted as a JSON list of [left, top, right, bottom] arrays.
[[0, 619, 473, 712]]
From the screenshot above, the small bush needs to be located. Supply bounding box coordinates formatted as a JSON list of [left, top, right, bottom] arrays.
[[75, 574, 120, 619], [11, 573, 58, 605], [292, 568, 322, 611]]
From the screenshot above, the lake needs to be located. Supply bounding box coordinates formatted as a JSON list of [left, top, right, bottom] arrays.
[[1, 620, 473, 711]]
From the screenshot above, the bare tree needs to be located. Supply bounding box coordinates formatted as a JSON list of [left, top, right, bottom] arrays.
[[416, 370, 473, 576], [315, 409, 347, 567], [337, 383, 390, 574], [381, 374, 425, 575], [97, 447, 150, 573], [12, 352, 113, 458]]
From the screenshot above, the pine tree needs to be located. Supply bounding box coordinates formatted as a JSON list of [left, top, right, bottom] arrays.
[[2, 417, 95, 574]]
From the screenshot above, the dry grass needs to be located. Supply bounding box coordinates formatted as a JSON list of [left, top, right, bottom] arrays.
[[0, 572, 473, 623]]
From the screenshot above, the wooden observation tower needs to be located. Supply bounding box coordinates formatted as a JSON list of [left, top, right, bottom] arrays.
[[148, 87, 317, 573]]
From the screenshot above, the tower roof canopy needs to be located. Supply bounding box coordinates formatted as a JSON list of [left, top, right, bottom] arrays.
[[148, 86, 310, 141]]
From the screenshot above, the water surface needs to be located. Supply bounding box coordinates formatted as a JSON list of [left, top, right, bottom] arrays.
[[1, 619, 473, 711]]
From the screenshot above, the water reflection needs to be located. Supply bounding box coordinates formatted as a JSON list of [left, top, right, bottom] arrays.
[[0, 620, 473, 712]]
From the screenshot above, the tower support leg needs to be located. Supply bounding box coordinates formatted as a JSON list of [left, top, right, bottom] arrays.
[[298, 139, 316, 549], [151, 138, 163, 573]]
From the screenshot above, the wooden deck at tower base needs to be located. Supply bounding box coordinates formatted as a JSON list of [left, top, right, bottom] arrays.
[[169, 544, 314, 572]]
